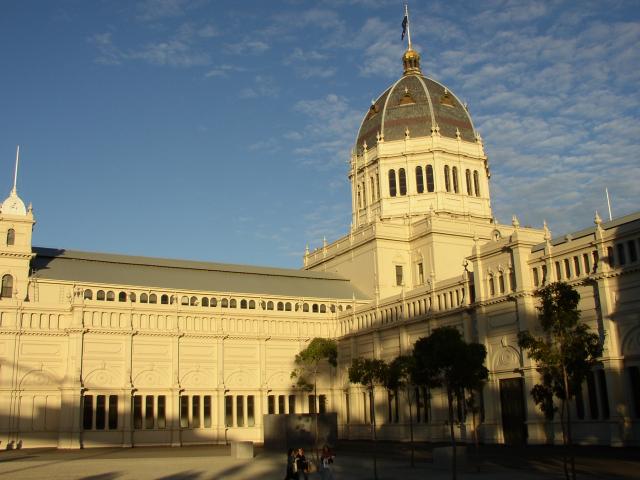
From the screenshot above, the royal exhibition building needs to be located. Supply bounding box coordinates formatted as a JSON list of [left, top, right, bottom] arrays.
[[1, 42, 639, 451]]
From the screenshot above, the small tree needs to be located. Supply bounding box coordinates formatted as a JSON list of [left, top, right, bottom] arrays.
[[387, 355, 418, 467], [413, 327, 488, 480], [348, 357, 388, 480], [290, 337, 338, 456], [518, 282, 603, 480]]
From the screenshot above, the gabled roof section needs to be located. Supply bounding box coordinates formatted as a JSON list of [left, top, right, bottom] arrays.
[[31, 247, 368, 300]]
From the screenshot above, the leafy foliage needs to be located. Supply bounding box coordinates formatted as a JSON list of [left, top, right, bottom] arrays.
[[290, 337, 337, 391], [518, 282, 603, 419], [347, 357, 388, 389]]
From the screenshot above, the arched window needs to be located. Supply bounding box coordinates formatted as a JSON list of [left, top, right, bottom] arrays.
[[106, 291, 115, 302], [444, 165, 451, 192], [170, 295, 177, 305], [130, 292, 136, 302], [357, 185, 362, 209], [370, 177, 376, 201], [452, 167, 459, 193], [161, 294, 169, 305], [388, 170, 397, 197], [398, 168, 407, 195], [465, 169, 472, 195], [312, 304, 319, 313], [140, 293, 148, 304], [149, 294, 157, 304], [426, 165, 435, 192], [277, 302, 284, 311], [415, 166, 424, 193], [118, 291, 126, 302], [249, 300, 255, 309], [190, 296, 197, 306], [498, 273, 505, 294], [181, 296, 190, 306], [488, 276, 495, 296], [285, 302, 292, 311], [221, 298, 228, 308], [84, 289, 93, 300], [320, 304, 326, 313], [473, 170, 480, 197], [202, 297, 209, 307], [1, 274, 12, 298], [303, 303, 309, 312], [229, 299, 237, 308], [210, 298, 217, 307], [267, 301, 274, 310], [6, 229, 15, 246], [330, 305, 336, 313], [97, 290, 105, 301], [240, 299, 247, 309]]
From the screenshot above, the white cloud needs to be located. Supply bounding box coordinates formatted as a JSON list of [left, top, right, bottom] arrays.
[[239, 75, 279, 98], [204, 64, 244, 77], [225, 39, 270, 55]]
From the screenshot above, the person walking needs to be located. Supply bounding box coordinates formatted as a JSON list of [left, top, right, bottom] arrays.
[[285, 448, 298, 480], [319, 445, 335, 480], [296, 447, 309, 480]]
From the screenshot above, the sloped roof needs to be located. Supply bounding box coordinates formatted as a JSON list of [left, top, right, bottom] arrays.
[[31, 247, 368, 300]]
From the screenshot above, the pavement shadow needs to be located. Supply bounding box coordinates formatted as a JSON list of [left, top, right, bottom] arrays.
[[80, 473, 122, 480], [157, 471, 205, 480]]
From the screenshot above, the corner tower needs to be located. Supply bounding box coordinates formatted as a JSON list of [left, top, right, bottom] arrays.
[[350, 40, 492, 230], [0, 147, 35, 302]]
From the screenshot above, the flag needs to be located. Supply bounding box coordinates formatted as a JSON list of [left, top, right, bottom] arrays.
[[401, 15, 408, 40]]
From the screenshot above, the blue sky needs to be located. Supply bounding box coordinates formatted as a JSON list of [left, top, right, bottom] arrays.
[[1, 0, 639, 268]]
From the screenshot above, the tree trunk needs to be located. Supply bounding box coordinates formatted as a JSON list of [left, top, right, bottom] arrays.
[[314, 365, 320, 463], [408, 387, 414, 468], [562, 367, 576, 480], [447, 385, 457, 480], [370, 387, 378, 480]]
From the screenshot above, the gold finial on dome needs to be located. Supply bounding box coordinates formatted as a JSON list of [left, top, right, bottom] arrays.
[[401, 4, 421, 75]]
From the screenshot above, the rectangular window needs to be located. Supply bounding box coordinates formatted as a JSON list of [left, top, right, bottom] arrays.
[[555, 261, 562, 280], [583, 253, 591, 274], [225, 395, 233, 427], [204, 395, 212, 428], [134, 395, 143, 429], [575, 386, 585, 420], [617, 244, 626, 265], [395, 265, 403, 286], [345, 393, 350, 424], [180, 395, 189, 428], [247, 395, 255, 427], [587, 371, 598, 419], [96, 395, 106, 430], [83, 395, 93, 430], [145, 395, 154, 429], [191, 396, 200, 428], [288, 395, 296, 414], [108, 395, 118, 430], [597, 370, 610, 419], [418, 262, 424, 285], [629, 241, 638, 263], [573, 256, 581, 276], [236, 396, 244, 427], [268, 395, 275, 414], [592, 250, 599, 270], [628, 366, 640, 418], [541, 265, 547, 283], [532, 267, 539, 287], [564, 258, 571, 278], [308, 395, 316, 414], [607, 246, 615, 267], [319, 394, 327, 414], [157, 395, 166, 429], [278, 395, 285, 414]]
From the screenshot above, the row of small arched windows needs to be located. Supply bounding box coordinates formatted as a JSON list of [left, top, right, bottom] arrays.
[[388, 166, 481, 198], [82, 289, 345, 313]]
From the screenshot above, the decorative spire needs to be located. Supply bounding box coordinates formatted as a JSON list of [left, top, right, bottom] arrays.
[[512, 214, 520, 229], [543, 220, 551, 241], [594, 210, 602, 227], [401, 4, 422, 75]]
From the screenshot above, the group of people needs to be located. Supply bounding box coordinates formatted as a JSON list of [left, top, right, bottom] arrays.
[[285, 445, 335, 480]]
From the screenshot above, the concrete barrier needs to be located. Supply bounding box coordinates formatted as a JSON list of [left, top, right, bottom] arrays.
[[230, 441, 254, 459]]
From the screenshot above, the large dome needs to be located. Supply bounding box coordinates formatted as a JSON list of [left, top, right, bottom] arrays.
[[356, 50, 477, 149]]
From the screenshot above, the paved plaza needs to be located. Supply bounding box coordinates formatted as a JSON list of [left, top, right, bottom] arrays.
[[0, 443, 638, 479]]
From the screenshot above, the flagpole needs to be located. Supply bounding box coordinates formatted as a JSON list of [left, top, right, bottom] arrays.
[[605, 187, 612, 221], [405, 4, 412, 49]]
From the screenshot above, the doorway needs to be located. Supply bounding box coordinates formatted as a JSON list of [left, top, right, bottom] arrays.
[[499, 377, 527, 445]]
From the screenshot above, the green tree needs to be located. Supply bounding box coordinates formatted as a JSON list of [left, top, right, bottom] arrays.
[[413, 327, 488, 480], [518, 282, 603, 480], [386, 355, 418, 467], [290, 337, 338, 457], [348, 357, 388, 480]]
